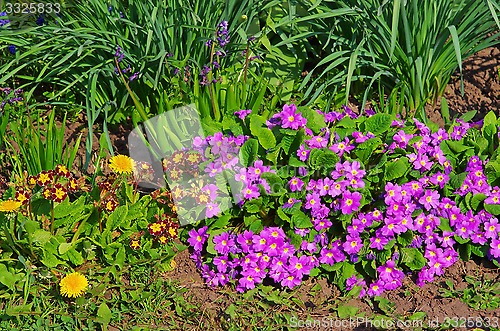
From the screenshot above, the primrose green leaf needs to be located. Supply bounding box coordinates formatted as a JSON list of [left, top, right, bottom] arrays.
[[260, 172, 284, 194], [337, 305, 358, 319], [384, 157, 409, 181], [107, 205, 128, 231], [485, 203, 500, 215], [114, 246, 126, 269], [364, 113, 393, 135], [291, 210, 312, 229], [308, 148, 340, 173], [277, 207, 290, 222], [250, 115, 276, 149], [299, 106, 326, 133], [54, 195, 85, 219], [245, 198, 263, 214], [336, 116, 356, 129], [445, 140, 472, 153], [471, 193, 487, 211], [483, 111, 497, 129], [239, 138, 259, 167], [400, 248, 426, 270], [354, 137, 382, 163]]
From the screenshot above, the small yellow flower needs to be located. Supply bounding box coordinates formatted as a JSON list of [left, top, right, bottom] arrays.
[[109, 155, 135, 174], [0, 199, 22, 212], [60, 272, 88, 298]]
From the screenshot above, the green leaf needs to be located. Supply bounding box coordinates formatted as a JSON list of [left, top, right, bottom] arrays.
[[239, 138, 258, 167], [260, 172, 284, 195], [396, 231, 413, 246], [440, 97, 450, 125], [337, 305, 358, 319], [107, 205, 128, 231], [400, 248, 426, 270], [364, 113, 393, 135], [384, 157, 409, 181], [97, 302, 112, 326], [114, 246, 126, 269], [471, 194, 487, 211], [41, 252, 64, 268], [299, 106, 326, 133], [459, 110, 477, 122], [445, 140, 472, 153], [58, 243, 73, 255], [458, 244, 472, 261], [54, 195, 86, 219], [336, 116, 356, 129], [483, 111, 497, 128], [32, 229, 52, 245], [0, 264, 17, 290], [245, 198, 263, 214], [485, 203, 500, 215], [354, 137, 382, 164], [449, 172, 467, 189], [308, 148, 340, 173], [65, 248, 85, 266], [250, 115, 276, 149], [291, 210, 312, 229]]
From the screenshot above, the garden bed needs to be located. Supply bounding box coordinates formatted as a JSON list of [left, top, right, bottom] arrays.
[[1, 1, 500, 329]]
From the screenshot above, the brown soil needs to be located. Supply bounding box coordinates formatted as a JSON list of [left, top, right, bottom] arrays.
[[161, 245, 500, 331], [426, 46, 500, 125]]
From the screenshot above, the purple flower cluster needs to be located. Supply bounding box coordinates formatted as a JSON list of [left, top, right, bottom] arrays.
[[458, 156, 494, 196], [188, 226, 320, 292], [200, 21, 230, 85], [216, 21, 230, 47], [0, 87, 23, 110], [0, 12, 10, 27], [234, 109, 252, 120], [185, 104, 500, 297]]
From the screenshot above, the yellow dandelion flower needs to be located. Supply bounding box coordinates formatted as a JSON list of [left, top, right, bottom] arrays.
[[109, 155, 135, 174], [0, 199, 22, 212], [60, 272, 88, 298]]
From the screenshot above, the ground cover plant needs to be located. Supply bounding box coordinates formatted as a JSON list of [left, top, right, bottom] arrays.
[[1, 0, 500, 330], [180, 104, 500, 296]]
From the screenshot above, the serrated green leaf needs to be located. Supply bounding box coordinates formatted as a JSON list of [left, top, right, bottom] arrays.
[[485, 203, 500, 215], [400, 248, 426, 270], [364, 113, 393, 135], [299, 106, 326, 133], [384, 157, 409, 181], [239, 138, 259, 167], [250, 115, 276, 149], [54, 195, 86, 219], [58, 242, 73, 255], [32, 229, 52, 245], [65, 248, 84, 266], [291, 210, 312, 228]]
